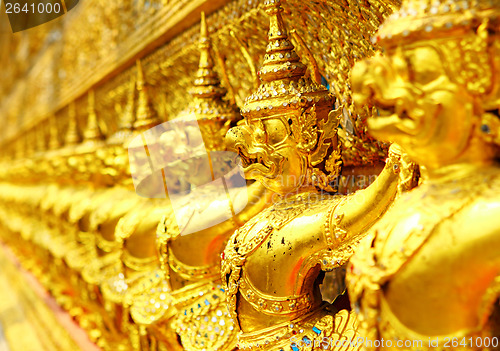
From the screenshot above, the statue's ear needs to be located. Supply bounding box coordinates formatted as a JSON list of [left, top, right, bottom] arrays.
[[296, 106, 319, 154]]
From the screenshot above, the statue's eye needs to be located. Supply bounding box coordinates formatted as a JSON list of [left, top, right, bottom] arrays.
[[263, 119, 288, 144], [406, 47, 442, 86]]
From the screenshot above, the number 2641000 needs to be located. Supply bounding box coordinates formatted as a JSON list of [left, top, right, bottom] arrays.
[[5, 2, 62, 14]]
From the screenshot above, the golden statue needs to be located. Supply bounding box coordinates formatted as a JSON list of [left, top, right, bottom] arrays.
[[37, 93, 123, 335], [348, 0, 500, 348], [220, 1, 414, 350], [77, 72, 146, 294], [75, 60, 167, 348], [80, 58, 161, 291], [127, 12, 273, 351], [39, 96, 105, 302]]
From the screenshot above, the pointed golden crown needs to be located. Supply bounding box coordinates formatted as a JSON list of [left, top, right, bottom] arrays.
[[83, 90, 104, 142], [241, 0, 333, 121], [134, 59, 162, 131], [121, 77, 136, 132], [180, 12, 240, 150], [190, 12, 227, 102], [377, 0, 500, 46], [65, 102, 82, 146], [187, 12, 239, 123], [106, 77, 136, 146], [49, 115, 61, 150]]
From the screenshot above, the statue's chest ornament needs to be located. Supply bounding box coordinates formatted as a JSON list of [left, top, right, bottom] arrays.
[[349, 173, 500, 342], [221, 194, 328, 323], [156, 212, 219, 289], [372, 179, 492, 278]]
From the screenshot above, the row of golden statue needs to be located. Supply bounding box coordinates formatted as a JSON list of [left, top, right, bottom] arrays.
[[0, 0, 499, 350]]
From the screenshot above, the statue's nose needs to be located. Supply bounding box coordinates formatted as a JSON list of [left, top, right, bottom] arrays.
[[225, 124, 252, 152], [225, 125, 244, 152], [352, 53, 405, 109]]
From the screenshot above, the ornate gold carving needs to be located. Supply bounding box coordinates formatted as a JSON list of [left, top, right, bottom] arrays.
[[0, 1, 418, 350]]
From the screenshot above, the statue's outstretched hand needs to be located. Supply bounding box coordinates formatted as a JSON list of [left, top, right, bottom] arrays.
[[387, 143, 420, 195]]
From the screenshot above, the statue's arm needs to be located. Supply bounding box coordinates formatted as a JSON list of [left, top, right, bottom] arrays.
[[179, 181, 273, 237], [329, 144, 410, 244]]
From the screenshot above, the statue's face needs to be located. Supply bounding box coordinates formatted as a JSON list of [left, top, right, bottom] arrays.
[[352, 43, 476, 168], [226, 115, 307, 195]]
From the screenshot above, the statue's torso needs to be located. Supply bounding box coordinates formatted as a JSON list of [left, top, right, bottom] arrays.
[[348, 167, 500, 349], [222, 191, 363, 351], [130, 183, 260, 351]]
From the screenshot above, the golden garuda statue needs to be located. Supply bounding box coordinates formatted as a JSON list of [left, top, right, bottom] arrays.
[[77, 59, 172, 349], [220, 0, 415, 350], [126, 12, 273, 351], [348, 0, 500, 348]]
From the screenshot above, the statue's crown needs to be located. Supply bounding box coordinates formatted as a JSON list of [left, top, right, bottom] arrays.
[[173, 12, 240, 151], [134, 59, 162, 131], [241, 0, 333, 121], [187, 12, 239, 126], [378, 0, 500, 46]]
